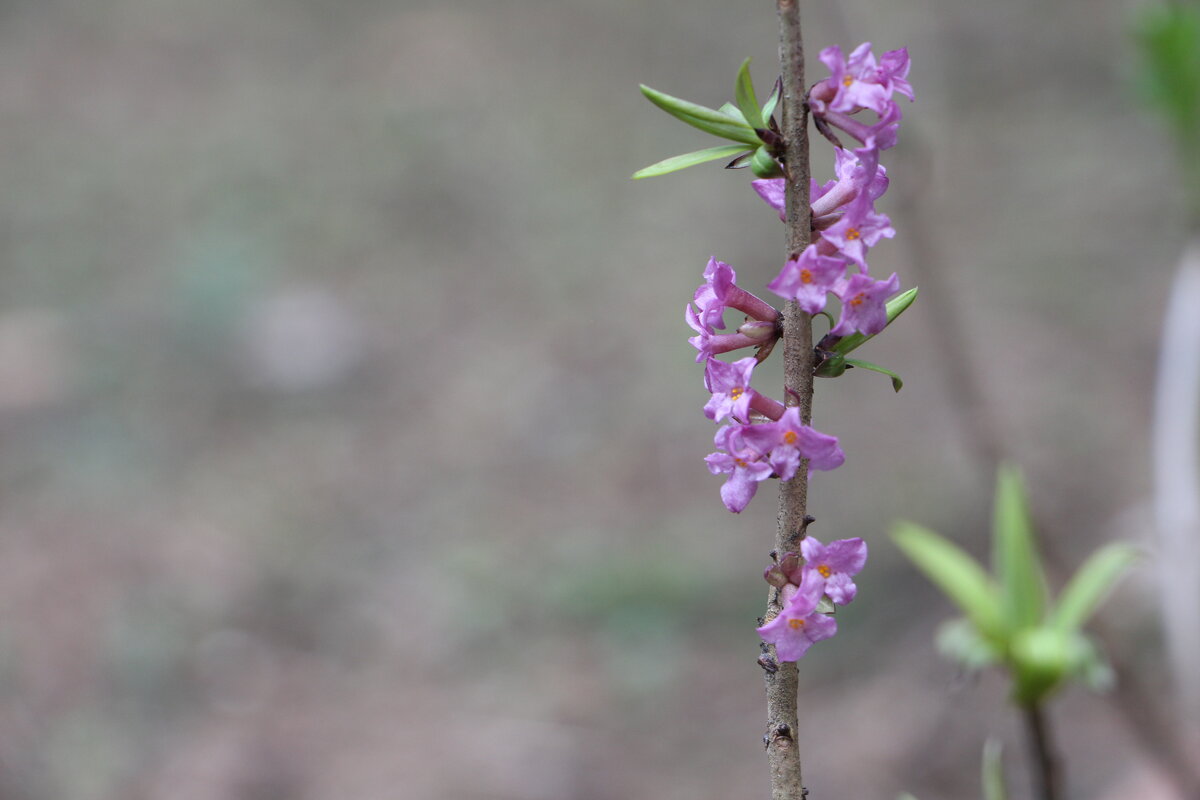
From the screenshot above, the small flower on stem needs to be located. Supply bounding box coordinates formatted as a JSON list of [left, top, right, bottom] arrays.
[[756, 572, 838, 662], [819, 190, 895, 270], [742, 407, 845, 480], [704, 424, 775, 513], [767, 245, 847, 314], [800, 535, 868, 605], [829, 272, 901, 336], [693, 257, 780, 330]]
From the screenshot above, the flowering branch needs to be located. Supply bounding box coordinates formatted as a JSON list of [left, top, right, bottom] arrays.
[[636, 9, 915, 797], [763, 3, 812, 798]]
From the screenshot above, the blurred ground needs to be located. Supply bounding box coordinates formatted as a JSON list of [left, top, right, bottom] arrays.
[[0, 0, 1192, 798]]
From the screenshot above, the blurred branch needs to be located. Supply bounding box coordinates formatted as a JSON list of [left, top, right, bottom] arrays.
[[1023, 703, 1062, 800], [763, 2, 813, 798], [1153, 237, 1200, 732]]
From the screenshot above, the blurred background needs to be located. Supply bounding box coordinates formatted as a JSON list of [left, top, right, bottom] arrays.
[[0, 0, 1196, 798]]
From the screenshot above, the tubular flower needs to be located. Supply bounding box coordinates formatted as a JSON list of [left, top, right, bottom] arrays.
[[757, 572, 838, 661]]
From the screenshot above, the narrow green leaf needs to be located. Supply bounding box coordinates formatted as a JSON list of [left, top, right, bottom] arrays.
[[718, 102, 749, 126], [991, 466, 1047, 628], [734, 58, 765, 131], [830, 287, 918, 356], [892, 521, 1006, 642], [639, 84, 763, 145], [761, 77, 781, 124], [982, 739, 1007, 800], [843, 358, 903, 392], [1050, 542, 1141, 631], [632, 144, 751, 179]]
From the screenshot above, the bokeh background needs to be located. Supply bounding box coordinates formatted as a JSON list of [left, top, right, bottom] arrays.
[[0, 0, 1196, 798]]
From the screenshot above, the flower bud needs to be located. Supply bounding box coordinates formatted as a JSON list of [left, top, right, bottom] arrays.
[[764, 564, 790, 588], [778, 551, 803, 584], [738, 320, 777, 340]]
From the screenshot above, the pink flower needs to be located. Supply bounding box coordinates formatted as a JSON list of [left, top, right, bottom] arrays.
[[814, 43, 914, 116], [819, 190, 895, 270], [693, 257, 779, 330], [767, 244, 847, 313], [800, 536, 868, 605], [703, 357, 757, 423], [830, 272, 901, 336], [704, 425, 775, 513], [742, 407, 845, 480], [757, 573, 838, 661]]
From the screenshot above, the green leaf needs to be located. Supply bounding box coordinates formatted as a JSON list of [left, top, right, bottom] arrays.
[[639, 84, 763, 145], [991, 466, 1047, 628], [718, 102, 749, 125], [892, 521, 1007, 643], [750, 146, 783, 178], [1049, 542, 1140, 631], [843, 358, 904, 392], [1133, 4, 1200, 148], [982, 739, 1007, 800], [830, 287, 919, 356], [734, 58, 765, 131], [761, 77, 781, 124], [897, 794, 921, 800], [632, 144, 752, 179]]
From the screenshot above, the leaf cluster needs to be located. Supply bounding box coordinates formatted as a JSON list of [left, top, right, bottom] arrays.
[[634, 59, 785, 180], [892, 467, 1140, 707]]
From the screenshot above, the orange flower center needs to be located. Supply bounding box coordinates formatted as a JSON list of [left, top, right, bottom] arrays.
[[800, 268, 814, 284], [846, 228, 861, 241], [849, 293, 865, 308], [730, 387, 744, 400], [783, 431, 798, 445], [842, 74, 855, 88], [818, 565, 832, 578], [788, 618, 806, 630]]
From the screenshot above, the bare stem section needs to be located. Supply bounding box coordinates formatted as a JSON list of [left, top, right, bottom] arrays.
[[764, 2, 813, 799], [1023, 704, 1063, 800]]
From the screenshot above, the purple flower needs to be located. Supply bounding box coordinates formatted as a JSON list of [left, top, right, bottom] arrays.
[[752, 179, 787, 222], [705, 425, 774, 513], [742, 407, 845, 481], [756, 573, 838, 661], [800, 536, 868, 605], [829, 272, 900, 336], [692, 257, 779, 331], [767, 246, 847, 314], [703, 356, 757, 422], [820, 189, 895, 269], [814, 43, 914, 117], [693, 257, 737, 329], [877, 48, 915, 103], [687, 304, 762, 363]]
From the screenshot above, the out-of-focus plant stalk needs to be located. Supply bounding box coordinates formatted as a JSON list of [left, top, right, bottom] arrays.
[[1153, 237, 1200, 731], [1023, 703, 1062, 800], [763, 2, 813, 798]]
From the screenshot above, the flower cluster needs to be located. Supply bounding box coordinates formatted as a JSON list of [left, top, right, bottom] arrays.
[[688, 257, 846, 513], [754, 43, 912, 334], [689, 43, 912, 515], [757, 536, 867, 661]]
